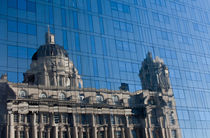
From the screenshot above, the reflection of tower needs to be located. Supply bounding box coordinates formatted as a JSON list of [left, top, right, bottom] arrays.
[[139, 52, 182, 138], [139, 52, 170, 92], [23, 28, 83, 88]]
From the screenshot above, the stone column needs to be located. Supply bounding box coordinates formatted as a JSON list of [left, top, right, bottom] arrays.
[[53, 126, 58, 138], [91, 114, 97, 138], [47, 128, 51, 138], [72, 114, 78, 138], [78, 127, 83, 138], [125, 116, 131, 138], [121, 127, 125, 138], [67, 127, 71, 138], [9, 113, 15, 138], [104, 127, 108, 138], [86, 128, 90, 138], [25, 127, 29, 138], [32, 113, 38, 138]]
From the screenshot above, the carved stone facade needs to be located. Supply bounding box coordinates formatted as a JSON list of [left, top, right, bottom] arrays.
[[0, 31, 181, 138]]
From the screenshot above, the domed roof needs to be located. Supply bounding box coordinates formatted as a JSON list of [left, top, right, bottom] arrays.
[[32, 44, 68, 60]]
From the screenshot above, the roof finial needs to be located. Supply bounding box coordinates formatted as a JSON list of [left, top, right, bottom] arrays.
[[48, 25, 50, 34], [45, 25, 55, 44]]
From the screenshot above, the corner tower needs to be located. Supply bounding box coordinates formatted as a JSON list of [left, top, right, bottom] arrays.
[[23, 28, 83, 88]]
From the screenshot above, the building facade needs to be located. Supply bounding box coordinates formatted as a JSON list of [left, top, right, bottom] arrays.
[[0, 32, 181, 138], [1, 0, 210, 137]]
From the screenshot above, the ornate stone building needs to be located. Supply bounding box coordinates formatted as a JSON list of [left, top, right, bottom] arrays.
[[0, 31, 181, 138]]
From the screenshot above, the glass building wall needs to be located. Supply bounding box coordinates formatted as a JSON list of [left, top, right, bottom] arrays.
[[1, 0, 210, 137]]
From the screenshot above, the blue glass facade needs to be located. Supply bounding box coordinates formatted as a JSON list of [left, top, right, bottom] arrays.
[[1, 0, 210, 137]]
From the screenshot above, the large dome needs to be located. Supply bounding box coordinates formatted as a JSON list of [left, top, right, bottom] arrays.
[[32, 44, 68, 60]]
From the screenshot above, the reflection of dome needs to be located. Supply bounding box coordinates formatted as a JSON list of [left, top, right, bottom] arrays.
[[23, 27, 83, 88], [32, 44, 68, 60]]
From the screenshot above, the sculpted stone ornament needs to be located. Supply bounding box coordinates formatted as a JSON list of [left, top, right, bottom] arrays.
[[139, 52, 170, 92]]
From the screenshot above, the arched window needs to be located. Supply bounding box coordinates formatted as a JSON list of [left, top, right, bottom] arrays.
[[96, 94, 104, 103], [112, 95, 119, 105], [39, 93, 47, 98], [79, 94, 85, 102], [59, 92, 66, 100], [18, 90, 27, 98]]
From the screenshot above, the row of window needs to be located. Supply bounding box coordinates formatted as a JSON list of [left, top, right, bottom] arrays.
[[18, 90, 120, 104], [8, 20, 37, 35], [8, 0, 36, 12], [113, 20, 133, 33], [110, 1, 130, 14], [13, 113, 138, 126]]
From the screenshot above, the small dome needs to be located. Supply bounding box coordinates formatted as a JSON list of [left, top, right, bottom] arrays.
[[32, 44, 68, 60]]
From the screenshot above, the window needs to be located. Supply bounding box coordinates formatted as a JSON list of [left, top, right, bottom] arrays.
[[43, 114, 48, 123], [132, 130, 137, 138], [8, 0, 17, 8], [63, 132, 68, 138], [20, 131, 25, 138], [170, 114, 175, 125], [79, 94, 85, 102], [14, 114, 18, 122], [27, 24, 36, 35], [39, 93, 47, 98], [62, 114, 68, 123], [110, 115, 115, 124], [96, 94, 104, 103], [96, 115, 103, 124], [171, 130, 176, 138], [18, 0, 26, 10], [27, 1, 36, 12], [18, 90, 27, 98], [42, 132, 47, 138], [115, 131, 121, 138], [112, 95, 119, 105], [20, 115, 25, 123], [54, 114, 60, 123], [8, 20, 17, 32], [59, 92, 66, 100]]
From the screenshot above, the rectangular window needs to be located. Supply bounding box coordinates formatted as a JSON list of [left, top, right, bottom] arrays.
[[97, 0, 102, 14], [87, 0, 91, 11], [92, 58, 99, 76], [75, 33, 80, 51], [63, 31, 68, 50], [14, 114, 18, 122], [8, 0, 17, 8], [42, 132, 47, 138], [49, 6, 54, 25], [61, 9, 66, 27], [171, 130, 176, 138], [101, 38, 107, 56], [20, 131, 25, 138], [18, 22, 27, 34], [88, 15, 94, 32], [27, 24, 36, 35], [90, 36, 96, 54], [18, 0, 26, 10], [27, 114, 31, 123], [99, 17, 104, 34], [43, 114, 48, 123], [73, 11, 78, 29], [63, 132, 68, 138], [111, 115, 115, 124], [54, 114, 60, 123], [62, 114, 68, 123], [115, 131, 121, 138], [20, 115, 25, 123], [8, 20, 17, 32], [8, 45, 17, 57], [27, 1, 36, 12]]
